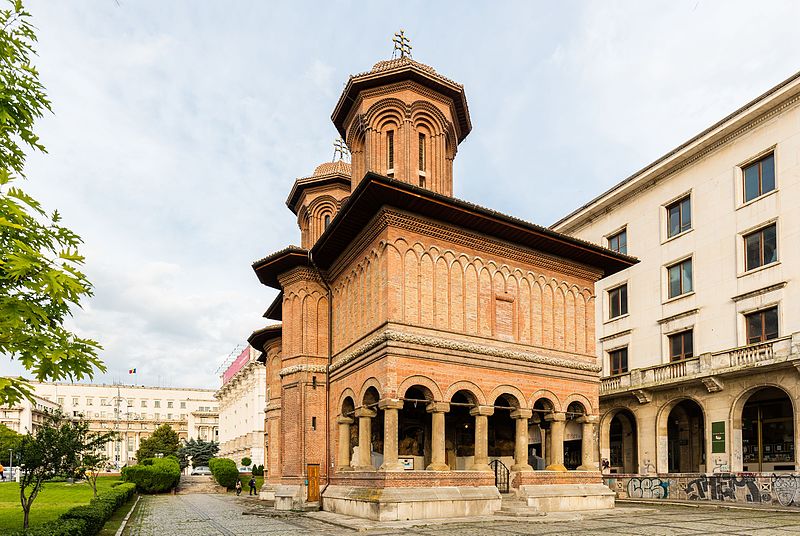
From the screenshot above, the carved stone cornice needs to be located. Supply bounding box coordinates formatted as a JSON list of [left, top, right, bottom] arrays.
[[278, 364, 328, 377], [330, 329, 601, 373], [277, 266, 322, 288]]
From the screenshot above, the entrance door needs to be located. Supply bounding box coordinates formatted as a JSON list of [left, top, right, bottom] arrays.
[[307, 464, 320, 502], [490, 459, 510, 493]]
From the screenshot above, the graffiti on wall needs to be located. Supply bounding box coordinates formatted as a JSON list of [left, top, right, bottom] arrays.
[[606, 473, 800, 508]]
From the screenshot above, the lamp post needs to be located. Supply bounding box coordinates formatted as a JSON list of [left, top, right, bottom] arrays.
[[8, 449, 12, 480]]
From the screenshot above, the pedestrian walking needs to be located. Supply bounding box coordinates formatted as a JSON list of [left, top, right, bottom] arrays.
[[235, 480, 242, 496], [248, 476, 257, 496], [0, 463, 5, 481]]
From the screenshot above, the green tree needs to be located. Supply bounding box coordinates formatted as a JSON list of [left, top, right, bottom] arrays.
[[77, 429, 117, 498], [179, 438, 219, 468], [0, 423, 22, 458], [136, 424, 179, 461], [0, 0, 103, 407], [17, 409, 113, 528], [240, 456, 252, 467]]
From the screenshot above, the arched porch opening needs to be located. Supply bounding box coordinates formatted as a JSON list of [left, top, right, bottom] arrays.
[[609, 409, 638, 474], [445, 390, 477, 470], [398, 385, 434, 470], [741, 386, 795, 473], [531, 398, 555, 468], [362, 386, 383, 469], [337, 396, 356, 471], [667, 399, 705, 473], [488, 394, 518, 466], [564, 402, 586, 470]]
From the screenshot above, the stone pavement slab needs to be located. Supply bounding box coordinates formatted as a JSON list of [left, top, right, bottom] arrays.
[[122, 495, 800, 535]]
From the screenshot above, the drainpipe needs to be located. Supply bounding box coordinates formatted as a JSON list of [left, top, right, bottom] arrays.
[[309, 251, 333, 500]]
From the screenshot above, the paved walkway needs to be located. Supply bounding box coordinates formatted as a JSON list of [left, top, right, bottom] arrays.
[[123, 494, 800, 535]]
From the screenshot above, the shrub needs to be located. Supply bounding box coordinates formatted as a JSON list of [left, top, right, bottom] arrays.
[[252, 464, 264, 476], [208, 457, 238, 489], [122, 457, 180, 493], [10, 518, 87, 536], [241, 457, 252, 467]]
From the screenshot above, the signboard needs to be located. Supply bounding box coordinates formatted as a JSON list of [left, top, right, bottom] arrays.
[[222, 346, 252, 384], [712, 421, 726, 453]]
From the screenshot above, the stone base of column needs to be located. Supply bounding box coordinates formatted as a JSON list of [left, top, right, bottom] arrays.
[[336, 466, 354, 472], [511, 463, 533, 472], [379, 462, 406, 471], [545, 463, 567, 471], [468, 463, 492, 472], [576, 464, 596, 471], [354, 465, 377, 472], [425, 462, 450, 471]]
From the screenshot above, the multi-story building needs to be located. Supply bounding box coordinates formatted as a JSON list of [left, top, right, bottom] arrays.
[[553, 71, 800, 484], [21, 382, 219, 468], [0, 393, 60, 434], [215, 345, 266, 466]]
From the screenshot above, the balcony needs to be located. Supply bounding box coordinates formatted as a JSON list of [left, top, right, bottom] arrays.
[[600, 333, 798, 397]]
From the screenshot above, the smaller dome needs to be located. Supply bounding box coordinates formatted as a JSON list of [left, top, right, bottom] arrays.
[[371, 56, 436, 75], [313, 160, 351, 177]]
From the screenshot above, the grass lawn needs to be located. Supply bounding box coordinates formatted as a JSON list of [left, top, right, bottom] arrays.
[[0, 476, 122, 533]]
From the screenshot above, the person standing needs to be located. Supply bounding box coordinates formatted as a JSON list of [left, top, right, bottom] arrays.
[[248, 476, 257, 496], [235, 480, 242, 496], [0, 463, 5, 481]]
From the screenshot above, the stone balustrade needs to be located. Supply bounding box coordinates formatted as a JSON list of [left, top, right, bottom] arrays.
[[600, 333, 798, 396]]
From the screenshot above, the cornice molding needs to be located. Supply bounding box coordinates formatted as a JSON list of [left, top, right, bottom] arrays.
[[330, 329, 601, 373], [279, 364, 328, 377], [277, 266, 322, 288], [732, 281, 787, 302]]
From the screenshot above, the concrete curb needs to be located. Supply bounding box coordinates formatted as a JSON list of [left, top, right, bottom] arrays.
[[617, 498, 800, 513], [114, 494, 141, 536]]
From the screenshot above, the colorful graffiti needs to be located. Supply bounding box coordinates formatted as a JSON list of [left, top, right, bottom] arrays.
[[606, 473, 800, 508]]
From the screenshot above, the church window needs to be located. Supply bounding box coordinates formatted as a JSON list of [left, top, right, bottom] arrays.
[[418, 133, 426, 187], [324, 214, 331, 229], [387, 130, 394, 176]]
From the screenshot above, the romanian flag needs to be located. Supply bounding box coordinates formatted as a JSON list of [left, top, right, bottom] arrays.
[[128, 368, 136, 374]]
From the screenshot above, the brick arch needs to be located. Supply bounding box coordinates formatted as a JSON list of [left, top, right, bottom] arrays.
[[358, 377, 383, 406], [338, 388, 357, 414], [489, 385, 528, 409], [398, 375, 442, 401], [444, 380, 487, 405], [364, 97, 407, 128], [562, 393, 593, 415], [528, 389, 562, 413]]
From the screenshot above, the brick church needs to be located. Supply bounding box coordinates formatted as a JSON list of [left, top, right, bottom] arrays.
[[247, 42, 635, 519]]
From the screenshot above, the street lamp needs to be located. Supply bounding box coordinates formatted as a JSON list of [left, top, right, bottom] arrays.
[[8, 449, 12, 481]]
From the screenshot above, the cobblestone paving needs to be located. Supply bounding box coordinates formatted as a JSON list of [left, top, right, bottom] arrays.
[[123, 495, 800, 536]]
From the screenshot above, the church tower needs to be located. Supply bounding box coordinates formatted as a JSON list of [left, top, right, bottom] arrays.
[[331, 32, 471, 196]]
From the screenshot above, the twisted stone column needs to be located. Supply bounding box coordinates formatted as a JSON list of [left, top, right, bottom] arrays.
[[336, 416, 354, 471], [544, 412, 567, 470], [426, 402, 450, 471], [469, 405, 494, 472], [577, 415, 599, 471], [510, 408, 533, 472], [378, 399, 405, 471], [354, 407, 377, 470]]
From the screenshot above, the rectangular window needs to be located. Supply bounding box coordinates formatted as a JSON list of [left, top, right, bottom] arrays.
[[167, 401, 173, 409], [58, 397, 64, 406], [141, 400, 147, 408], [180, 401, 186, 409], [744, 224, 777, 271], [418, 133, 425, 172], [669, 330, 694, 361], [608, 229, 627, 254], [610, 348, 628, 375], [608, 284, 628, 319], [154, 401, 161, 408], [743, 153, 775, 202], [72, 397, 79, 406], [746, 307, 778, 344], [666, 196, 691, 238], [387, 130, 394, 173], [667, 258, 693, 298], [100, 398, 107, 406]]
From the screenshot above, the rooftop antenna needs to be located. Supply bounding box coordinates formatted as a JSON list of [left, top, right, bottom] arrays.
[[392, 30, 412, 59], [333, 137, 350, 162]]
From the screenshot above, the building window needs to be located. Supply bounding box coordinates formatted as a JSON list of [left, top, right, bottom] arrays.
[[387, 130, 394, 175], [58, 397, 64, 406], [669, 330, 693, 361], [608, 229, 627, 254], [154, 401, 160, 408], [667, 258, 693, 298], [72, 397, 79, 406], [743, 153, 775, 202], [324, 214, 331, 229], [608, 284, 628, 319], [167, 401, 173, 409], [746, 307, 778, 345], [100, 398, 107, 406], [744, 224, 777, 271], [666, 196, 691, 238], [141, 400, 147, 408], [180, 402, 186, 409], [610, 347, 628, 375]]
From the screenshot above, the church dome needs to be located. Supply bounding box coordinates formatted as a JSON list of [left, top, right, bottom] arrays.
[[313, 160, 351, 177]]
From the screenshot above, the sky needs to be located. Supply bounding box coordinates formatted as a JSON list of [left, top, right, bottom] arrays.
[[4, 0, 800, 390]]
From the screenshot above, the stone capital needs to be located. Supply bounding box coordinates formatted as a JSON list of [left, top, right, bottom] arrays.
[[469, 405, 495, 417], [544, 412, 567, 423], [378, 398, 404, 411], [510, 408, 533, 420], [426, 401, 450, 414], [576, 415, 599, 424], [336, 416, 354, 425], [354, 407, 377, 419]]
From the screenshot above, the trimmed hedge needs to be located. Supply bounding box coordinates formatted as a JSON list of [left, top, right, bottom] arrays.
[[122, 457, 181, 493], [208, 457, 238, 489], [11, 482, 136, 536]]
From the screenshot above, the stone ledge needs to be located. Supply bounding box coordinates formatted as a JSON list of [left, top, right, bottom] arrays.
[[518, 483, 615, 512]]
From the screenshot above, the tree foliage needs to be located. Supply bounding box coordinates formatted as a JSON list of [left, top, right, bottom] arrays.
[[179, 438, 219, 468], [0, 0, 103, 407], [135, 424, 179, 461], [0, 422, 22, 456], [16, 409, 114, 529], [240, 456, 251, 467], [208, 457, 238, 489]]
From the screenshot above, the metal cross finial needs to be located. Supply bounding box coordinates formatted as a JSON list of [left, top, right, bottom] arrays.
[[333, 137, 349, 161], [392, 30, 412, 59]]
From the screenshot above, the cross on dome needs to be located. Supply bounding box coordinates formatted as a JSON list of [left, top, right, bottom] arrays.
[[332, 137, 349, 161], [392, 30, 412, 59]]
